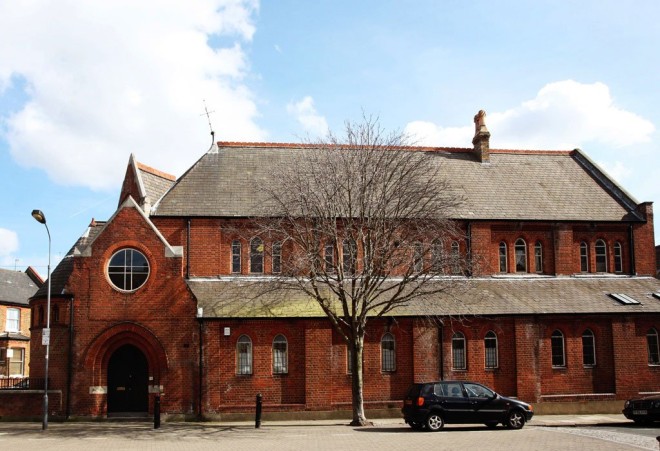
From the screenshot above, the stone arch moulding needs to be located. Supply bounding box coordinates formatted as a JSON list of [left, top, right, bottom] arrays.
[[83, 322, 169, 387]]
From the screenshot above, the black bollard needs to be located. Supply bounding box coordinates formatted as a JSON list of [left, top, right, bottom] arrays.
[[255, 393, 263, 428], [154, 395, 161, 429]]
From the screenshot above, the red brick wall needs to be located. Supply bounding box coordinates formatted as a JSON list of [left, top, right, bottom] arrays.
[[633, 203, 656, 276], [538, 316, 616, 398], [28, 205, 197, 418]]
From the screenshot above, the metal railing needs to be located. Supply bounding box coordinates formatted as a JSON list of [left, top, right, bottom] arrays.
[[0, 377, 48, 390]]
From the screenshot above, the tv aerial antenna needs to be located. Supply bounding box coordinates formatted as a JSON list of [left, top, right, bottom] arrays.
[[201, 100, 216, 149]]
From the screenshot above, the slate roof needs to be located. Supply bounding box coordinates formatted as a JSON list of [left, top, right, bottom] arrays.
[[188, 276, 660, 319], [0, 268, 41, 306], [137, 162, 175, 205], [33, 222, 105, 299], [152, 143, 640, 222]]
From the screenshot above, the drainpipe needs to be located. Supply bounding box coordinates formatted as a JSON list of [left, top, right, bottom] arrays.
[[438, 323, 444, 381], [66, 296, 74, 419], [198, 318, 203, 419], [186, 219, 191, 279], [466, 222, 472, 276]]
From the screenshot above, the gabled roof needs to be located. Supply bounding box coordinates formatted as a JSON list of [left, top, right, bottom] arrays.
[[33, 220, 105, 299], [119, 154, 175, 214], [0, 268, 42, 306], [136, 160, 176, 206], [188, 276, 660, 319], [152, 143, 641, 222], [33, 197, 184, 300]]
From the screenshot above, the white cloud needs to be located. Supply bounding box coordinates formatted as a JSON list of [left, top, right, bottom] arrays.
[[406, 80, 655, 150], [287, 96, 329, 137], [0, 228, 19, 263], [0, 0, 264, 191], [599, 160, 633, 185]]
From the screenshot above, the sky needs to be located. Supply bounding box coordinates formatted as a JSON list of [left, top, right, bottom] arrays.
[[1, 0, 659, 278]]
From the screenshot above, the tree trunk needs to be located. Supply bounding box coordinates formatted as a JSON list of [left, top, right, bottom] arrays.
[[349, 335, 370, 426]]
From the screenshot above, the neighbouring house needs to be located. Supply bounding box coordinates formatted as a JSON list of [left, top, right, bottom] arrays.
[[8, 111, 660, 421], [0, 267, 42, 382]]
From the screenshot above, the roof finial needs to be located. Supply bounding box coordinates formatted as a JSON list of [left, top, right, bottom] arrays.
[[201, 100, 218, 153]]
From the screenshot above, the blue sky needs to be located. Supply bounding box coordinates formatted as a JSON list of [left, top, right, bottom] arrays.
[[1, 0, 659, 277]]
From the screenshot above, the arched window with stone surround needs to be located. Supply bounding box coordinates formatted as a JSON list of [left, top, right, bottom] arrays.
[[499, 242, 507, 273], [595, 239, 607, 273], [452, 332, 466, 370], [515, 239, 527, 272]]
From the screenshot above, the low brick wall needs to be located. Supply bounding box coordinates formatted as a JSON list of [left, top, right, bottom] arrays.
[[0, 390, 63, 420]]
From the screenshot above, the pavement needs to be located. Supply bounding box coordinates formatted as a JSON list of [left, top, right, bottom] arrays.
[[0, 414, 654, 451]]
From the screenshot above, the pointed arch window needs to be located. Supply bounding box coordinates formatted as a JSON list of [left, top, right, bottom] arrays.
[[580, 241, 589, 272], [451, 240, 461, 274], [52, 305, 60, 324], [551, 330, 565, 367], [413, 242, 424, 272], [582, 329, 596, 366], [614, 242, 623, 273], [237, 335, 253, 375], [250, 237, 264, 273], [534, 241, 543, 273], [231, 240, 242, 273], [484, 331, 498, 369], [431, 239, 443, 272], [452, 332, 466, 370], [595, 239, 607, 272], [515, 239, 527, 272], [499, 242, 507, 273], [381, 333, 396, 372], [272, 241, 282, 274], [272, 334, 288, 374], [325, 241, 335, 273], [342, 239, 357, 275], [647, 328, 660, 365]]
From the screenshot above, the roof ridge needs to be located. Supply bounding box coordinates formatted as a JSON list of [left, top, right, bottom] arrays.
[[216, 141, 577, 155], [136, 161, 176, 181], [217, 141, 473, 152]]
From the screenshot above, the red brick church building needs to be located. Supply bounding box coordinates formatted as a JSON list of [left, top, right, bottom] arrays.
[[20, 113, 660, 420]]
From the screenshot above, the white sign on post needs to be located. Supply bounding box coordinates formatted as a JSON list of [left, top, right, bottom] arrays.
[[42, 328, 50, 346]]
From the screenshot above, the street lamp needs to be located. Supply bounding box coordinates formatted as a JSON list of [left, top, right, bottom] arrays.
[[31, 209, 51, 431]]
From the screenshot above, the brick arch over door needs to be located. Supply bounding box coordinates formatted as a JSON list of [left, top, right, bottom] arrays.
[[83, 322, 169, 386]]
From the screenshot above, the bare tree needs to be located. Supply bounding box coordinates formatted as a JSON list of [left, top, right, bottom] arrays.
[[252, 116, 470, 426]]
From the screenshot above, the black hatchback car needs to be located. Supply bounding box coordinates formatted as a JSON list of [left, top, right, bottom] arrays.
[[402, 381, 534, 431], [623, 394, 660, 424]]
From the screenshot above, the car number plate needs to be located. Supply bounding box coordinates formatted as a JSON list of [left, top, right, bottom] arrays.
[[404, 400, 412, 405], [633, 410, 647, 415]]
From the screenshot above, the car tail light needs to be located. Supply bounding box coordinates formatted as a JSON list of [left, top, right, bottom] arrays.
[[417, 397, 424, 406]]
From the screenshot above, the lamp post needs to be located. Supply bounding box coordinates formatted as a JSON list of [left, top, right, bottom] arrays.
[[31, 209, 51, 431]]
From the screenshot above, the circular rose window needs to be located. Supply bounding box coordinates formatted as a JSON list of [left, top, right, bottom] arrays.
[[107, 248, 150, 291]]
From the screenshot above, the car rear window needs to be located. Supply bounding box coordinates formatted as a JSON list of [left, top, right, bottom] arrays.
[[406, 384, 422, 398]]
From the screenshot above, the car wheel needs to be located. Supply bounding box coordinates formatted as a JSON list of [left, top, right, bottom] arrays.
[[485, 421, 498, 429], [506, 410, 525, 429], [425, 413, 444, 431], [409, 422, 424, 431]]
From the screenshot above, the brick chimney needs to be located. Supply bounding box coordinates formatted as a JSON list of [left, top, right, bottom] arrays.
[[472, 109, 491, 163]]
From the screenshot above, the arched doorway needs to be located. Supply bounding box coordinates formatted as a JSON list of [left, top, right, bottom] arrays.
[[107, 344, 149, 414]]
